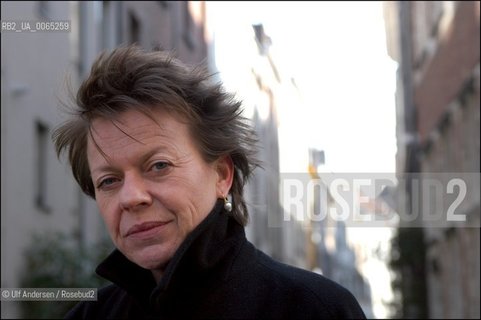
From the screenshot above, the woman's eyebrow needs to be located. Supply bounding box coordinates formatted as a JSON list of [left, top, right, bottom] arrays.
[[91, 145, 174, 175], [139, 146, 173, 163], [90, 164, 118, 177]]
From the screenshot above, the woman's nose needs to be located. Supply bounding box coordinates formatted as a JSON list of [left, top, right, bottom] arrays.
[[119, 172, 153, 211]]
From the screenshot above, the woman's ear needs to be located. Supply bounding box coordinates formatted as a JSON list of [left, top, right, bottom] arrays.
[[215, 155, 234, 197]]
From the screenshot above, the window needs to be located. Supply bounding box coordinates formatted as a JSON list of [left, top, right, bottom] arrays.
[[158, 1, 169, 9], [252, 24, 272, 56], [129, 11, 140, 45], [182, 2, 196, 50], [35, 121, 50, 213], [38, 1, 50, 19]]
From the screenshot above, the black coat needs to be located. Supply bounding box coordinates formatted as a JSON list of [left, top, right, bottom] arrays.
[[65, 201, 366, 319]]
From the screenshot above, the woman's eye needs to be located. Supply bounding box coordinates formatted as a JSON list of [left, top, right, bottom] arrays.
[[98, 177, 118, 189], [152, 162, 169, 171]]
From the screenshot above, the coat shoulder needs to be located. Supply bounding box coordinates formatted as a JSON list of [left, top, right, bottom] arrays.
[[64, 284, 133, 319], [253, 248, 366, 318]]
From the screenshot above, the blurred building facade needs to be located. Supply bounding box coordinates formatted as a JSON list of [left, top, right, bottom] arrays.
[[215, 21, 307, 267], [308, 156, 374, 318], [238, 24, 285, 263], [2, 3, 86, 319], [1, 1, 208, 318], [384, 1, 480, 318]]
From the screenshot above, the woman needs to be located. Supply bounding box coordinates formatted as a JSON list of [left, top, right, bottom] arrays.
[[53, 45, 365, 319]]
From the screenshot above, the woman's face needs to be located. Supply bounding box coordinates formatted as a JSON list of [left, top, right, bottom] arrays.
[[87, 108, 231, 278]]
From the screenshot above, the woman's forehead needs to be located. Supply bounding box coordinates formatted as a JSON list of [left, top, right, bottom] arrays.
[[90, 108, 177, 138], [86, 108, 195, 162]]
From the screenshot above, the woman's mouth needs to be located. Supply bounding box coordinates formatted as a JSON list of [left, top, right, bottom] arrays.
[[125, 221, 170, 238]]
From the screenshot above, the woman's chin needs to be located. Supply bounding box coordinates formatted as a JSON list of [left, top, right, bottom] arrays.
[[124, 243, 175, 271]]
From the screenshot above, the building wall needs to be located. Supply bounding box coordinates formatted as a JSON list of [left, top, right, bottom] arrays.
[[384, 1, 480, 318], [412, 2, 480, 143], [119, 1, 207, 65], [410, 2, 480, 318], [1, 2, 85, 318], [235, 24, 293, 265]]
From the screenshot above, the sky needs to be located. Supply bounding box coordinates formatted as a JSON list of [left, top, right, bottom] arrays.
[[208, 1, 398, 174]]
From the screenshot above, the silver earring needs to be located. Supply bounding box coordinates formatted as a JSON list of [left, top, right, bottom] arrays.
[[224, 196, 232, 212]]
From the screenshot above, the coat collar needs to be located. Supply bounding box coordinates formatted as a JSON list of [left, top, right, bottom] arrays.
[[95, 199, 246, 306]]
